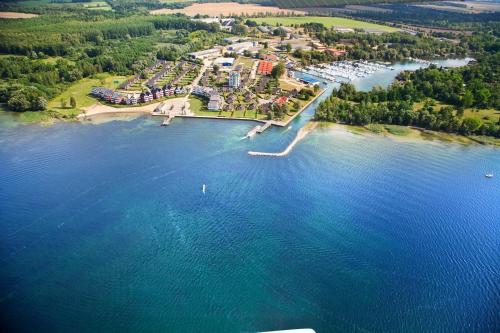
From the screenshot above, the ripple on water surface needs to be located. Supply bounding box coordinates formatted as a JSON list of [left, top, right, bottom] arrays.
[[0, 117, 499, 332]]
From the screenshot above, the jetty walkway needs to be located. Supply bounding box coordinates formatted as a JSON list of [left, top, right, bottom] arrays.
[[248, 122, 317, 157]]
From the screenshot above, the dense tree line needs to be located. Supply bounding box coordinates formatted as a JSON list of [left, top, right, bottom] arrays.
[[316, 81, 499, 138], [343, 4, 500, 28], [315, 29, 467, 61], [271, 0, 425, 9], [292, 49, 336, 66]]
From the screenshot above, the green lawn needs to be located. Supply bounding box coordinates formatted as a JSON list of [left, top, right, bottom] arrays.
[[235, 57, 255, 69], [189, 97, 267, 119], [189, 96, 214, 116], [253, 16, 398, 32], [40, 56, 76, 65], [48, 73, 127, 114], [464, 108, 499, 124]]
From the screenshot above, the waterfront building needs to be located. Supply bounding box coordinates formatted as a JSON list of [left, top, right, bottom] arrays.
[[126, 94, 138, 105], [140, 91, 153, 103], [208, 94, 224, 111], [163, 85, 175, 96], [111, 92, 124, 104], [152, 88, 164, 99]]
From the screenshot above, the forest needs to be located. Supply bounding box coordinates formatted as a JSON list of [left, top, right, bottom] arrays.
[[271, 0, 424, 9], [310, 27, 469, 61], [342, 3, 500, 28]]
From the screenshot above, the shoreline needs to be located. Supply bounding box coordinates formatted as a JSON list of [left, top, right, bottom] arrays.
[[77, 87, 326, 126], [271, 88, 327, 127], [319, 122, 500, 147]]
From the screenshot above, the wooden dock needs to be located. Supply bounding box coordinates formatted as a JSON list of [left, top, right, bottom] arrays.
[[246, 121, 272, 138], [246, 125, 261, 138], [257, 121, 272, 133]]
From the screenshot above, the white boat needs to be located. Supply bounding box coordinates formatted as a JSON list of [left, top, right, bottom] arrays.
[[485, 173, 493, 178], [202, 184, 206, 193]]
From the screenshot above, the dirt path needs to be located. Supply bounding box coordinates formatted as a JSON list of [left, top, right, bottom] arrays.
[[0, 12, 38, 19]]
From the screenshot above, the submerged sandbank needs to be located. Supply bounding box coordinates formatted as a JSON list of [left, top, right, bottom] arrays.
[[318, 122, 500, 147]]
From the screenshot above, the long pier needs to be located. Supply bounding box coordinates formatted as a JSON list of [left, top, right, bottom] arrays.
[[248, 122, 317, 157]]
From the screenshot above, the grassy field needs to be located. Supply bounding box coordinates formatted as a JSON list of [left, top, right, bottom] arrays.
[[189, 96, 214, 116], [13, 0, 112, 10], [189, 96, 267, 119], [235, 57, 256, 69], [48, 73, 127, 115], [463, 108, 499, 124], [82, 2, 112, 11], [253, 16, 397, 32], [413, 100, 500, 124]]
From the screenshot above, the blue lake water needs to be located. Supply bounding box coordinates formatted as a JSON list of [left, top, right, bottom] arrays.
[[1, 59, 499, 332]]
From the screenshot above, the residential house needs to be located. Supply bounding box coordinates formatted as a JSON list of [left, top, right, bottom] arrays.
[[208, 94, 224, 111], [111, 92, 124, 104], [126, 94, 138, 105], [175, 86, 185, 95], [274, 96, 288, 106], [263, 54, 279, 62], [152, 87, 164, 99], [192, 86, 215, 98], [163, 85, 175, 96], [140, 91, 153, 103]]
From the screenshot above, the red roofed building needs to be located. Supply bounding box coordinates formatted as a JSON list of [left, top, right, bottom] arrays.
[[257, 61, 273, 76], [275, 96, 288, 106]]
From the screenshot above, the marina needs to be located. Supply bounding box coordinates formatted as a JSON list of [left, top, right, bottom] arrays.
[[297, 61, 394, 83]]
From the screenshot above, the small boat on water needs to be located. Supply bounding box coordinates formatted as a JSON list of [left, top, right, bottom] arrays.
[[202, 184, 206, 193], [485, 173, 493, 178]]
